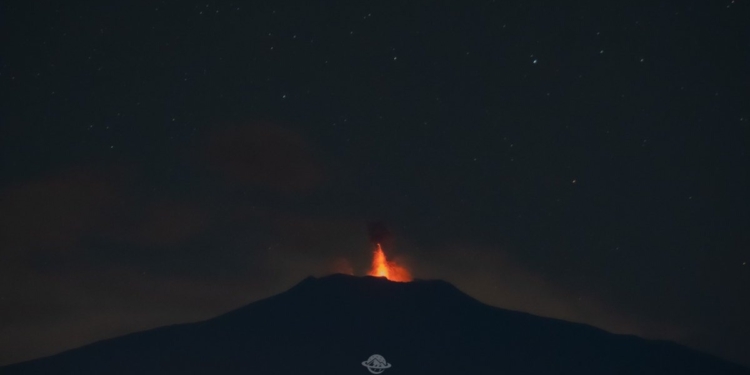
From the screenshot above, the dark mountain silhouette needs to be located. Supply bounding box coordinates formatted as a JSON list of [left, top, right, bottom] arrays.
[[2, 274, 748, 374]]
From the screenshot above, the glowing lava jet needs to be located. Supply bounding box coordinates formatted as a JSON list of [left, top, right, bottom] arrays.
[[367, 243, 412, 282]]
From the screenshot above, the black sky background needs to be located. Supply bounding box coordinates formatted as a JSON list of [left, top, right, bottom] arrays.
[[1, 0, 749, 367]]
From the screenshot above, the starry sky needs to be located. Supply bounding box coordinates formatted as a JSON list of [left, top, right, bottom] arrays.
[[1, 0, 749, 367]]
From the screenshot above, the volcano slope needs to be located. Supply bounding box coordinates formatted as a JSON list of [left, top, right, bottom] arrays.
[[2, 274, 748, 375]]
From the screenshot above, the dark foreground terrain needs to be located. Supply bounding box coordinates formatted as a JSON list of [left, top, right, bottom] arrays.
[[2, 274, 748, 374]]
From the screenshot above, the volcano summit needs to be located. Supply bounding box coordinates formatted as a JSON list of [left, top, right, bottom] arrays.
[[2, 274, 747, 374]]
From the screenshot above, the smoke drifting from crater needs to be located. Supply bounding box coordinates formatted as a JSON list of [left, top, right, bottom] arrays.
[[367, 222, 391, 245]]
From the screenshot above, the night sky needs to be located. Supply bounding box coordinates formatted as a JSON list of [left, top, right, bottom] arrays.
[[1, 0, 749, 367]]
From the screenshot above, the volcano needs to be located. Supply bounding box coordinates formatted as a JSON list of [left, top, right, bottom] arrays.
[[2, 274, 747, 374]]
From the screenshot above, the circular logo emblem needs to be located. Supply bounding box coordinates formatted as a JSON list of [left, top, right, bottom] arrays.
[[361, 354, 392, 374]]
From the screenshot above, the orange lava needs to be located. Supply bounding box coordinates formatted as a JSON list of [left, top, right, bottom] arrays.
[[367, 243, 412, 282]]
